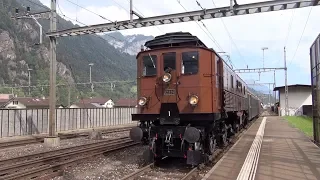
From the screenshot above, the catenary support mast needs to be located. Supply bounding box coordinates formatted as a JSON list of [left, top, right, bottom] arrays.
[[49, 0, 57, 137]]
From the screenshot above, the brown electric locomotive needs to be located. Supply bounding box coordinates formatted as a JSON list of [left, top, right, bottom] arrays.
[[130, 32, 262, 165]]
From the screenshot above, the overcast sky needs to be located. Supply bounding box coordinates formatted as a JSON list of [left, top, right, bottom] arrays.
[[39, 0, 320, 90]]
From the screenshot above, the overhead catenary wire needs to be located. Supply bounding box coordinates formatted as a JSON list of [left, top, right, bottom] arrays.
[[56, 1, 123, 42], [209, 0, 248, 68], [284, 10, 296, 47], [64, 0, 113, 23], [175, 1, 223, 51], [176, 0, 237, 69], [288, 7, 313, 67]]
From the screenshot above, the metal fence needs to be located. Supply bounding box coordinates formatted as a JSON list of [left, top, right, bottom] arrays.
[[0, 107, 137, 138]]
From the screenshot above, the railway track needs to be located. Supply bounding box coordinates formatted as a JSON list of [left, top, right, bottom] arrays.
[[0, 127, 132, 149], [0, 137, 139, 180], [120, 117, 259, 180]]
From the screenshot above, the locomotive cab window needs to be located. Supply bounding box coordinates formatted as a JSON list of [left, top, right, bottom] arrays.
[[163, 52, 176, 71], [181, 51, 198, 74], [142, 55, 157, 76]]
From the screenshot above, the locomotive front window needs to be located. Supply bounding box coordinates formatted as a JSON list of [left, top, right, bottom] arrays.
[[163, 52, 176, 71], [182, 51, 198, 74], [142, 55, 157, 76]]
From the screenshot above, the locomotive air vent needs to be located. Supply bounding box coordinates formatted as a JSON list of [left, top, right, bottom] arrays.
[[144, 32, 207, 49]]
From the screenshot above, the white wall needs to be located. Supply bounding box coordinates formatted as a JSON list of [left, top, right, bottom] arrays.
[[278, 86, 312, 116], [5, 101, 26, 109], [102, 99, 114, 108], [69, 104, 81, 108]]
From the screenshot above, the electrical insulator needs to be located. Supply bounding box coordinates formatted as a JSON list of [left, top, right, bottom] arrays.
[[15, 8, 19, 14], [27, 7, 30, 12]]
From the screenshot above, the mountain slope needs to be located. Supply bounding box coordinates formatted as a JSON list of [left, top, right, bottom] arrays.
[[0, 0, 137, 104], [101, 32, 154, 56]]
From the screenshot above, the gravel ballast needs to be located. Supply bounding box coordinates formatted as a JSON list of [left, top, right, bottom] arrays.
[[52, 145, 148, 180], [0, 131, 129, 160]]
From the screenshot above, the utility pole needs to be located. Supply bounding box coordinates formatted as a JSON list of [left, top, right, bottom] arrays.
[[110, 82, 115, 92], [28, 68, 32, 96], [268, 83, 271, 105], [284, 47, 289, 116], [129, 0, 143, 22], [68, 85, 71, 107], [274, 70, 276, 104], [89, 63, 94, 92], [47, 0, 59, 144], [261, 47, 268, 68]]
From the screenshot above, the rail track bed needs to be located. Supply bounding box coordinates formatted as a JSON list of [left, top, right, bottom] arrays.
[[121, 117, 258, 180], [0, 127, 132, 150], [0, 137, 139, 180]]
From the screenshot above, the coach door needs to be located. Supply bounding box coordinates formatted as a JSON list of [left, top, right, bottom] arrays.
[[216, 56, 223, 111]]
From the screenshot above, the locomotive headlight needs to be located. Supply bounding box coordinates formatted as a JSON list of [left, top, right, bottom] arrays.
[[188, 95, 199, 106], [138, 97, 147, 106], [162, 73, 172, 83]]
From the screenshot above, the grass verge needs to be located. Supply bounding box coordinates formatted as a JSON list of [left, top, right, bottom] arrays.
[[284, 116, 313, 137]]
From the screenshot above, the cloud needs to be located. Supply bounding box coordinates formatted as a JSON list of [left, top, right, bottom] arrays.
[[39, 0, 320, 85]]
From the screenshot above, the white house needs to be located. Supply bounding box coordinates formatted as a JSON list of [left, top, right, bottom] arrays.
[[0, 96, 64, 109], [273, 84, 312, 116], [69, 97, 114, 108]]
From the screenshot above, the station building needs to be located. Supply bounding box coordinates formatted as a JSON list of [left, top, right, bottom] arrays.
[[273, 84, 312, 116]]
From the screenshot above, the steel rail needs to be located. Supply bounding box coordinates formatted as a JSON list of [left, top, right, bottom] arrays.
[[0, 140, 138, 180], [0, 127, 131, 149], [0, 138, 133, 175], [0, 136, 129, 165], [120, 163, 154, 180]]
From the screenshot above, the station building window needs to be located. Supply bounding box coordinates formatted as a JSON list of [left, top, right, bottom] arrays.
[[181, 51, 198, 74], [142, 55, 157, 76]]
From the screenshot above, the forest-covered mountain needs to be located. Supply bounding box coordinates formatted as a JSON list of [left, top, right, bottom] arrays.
[[0, 0, 138, 105]]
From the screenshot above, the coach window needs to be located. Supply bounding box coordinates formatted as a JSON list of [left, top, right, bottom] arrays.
[[182, 51, 198, 74], [244, 86, 246, 95], [163, 52, 176, 71], [142, 55, 157, 76]]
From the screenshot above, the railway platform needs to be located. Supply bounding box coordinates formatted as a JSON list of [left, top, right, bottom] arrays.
[[202, 115, 320, 180]]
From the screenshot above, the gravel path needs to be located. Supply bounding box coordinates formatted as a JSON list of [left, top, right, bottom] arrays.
[[52, 145, 148, 180], [0, 131, 129, 160]]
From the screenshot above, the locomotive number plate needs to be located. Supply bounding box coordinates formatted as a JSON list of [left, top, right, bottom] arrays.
[[164, 89, 176, 95]]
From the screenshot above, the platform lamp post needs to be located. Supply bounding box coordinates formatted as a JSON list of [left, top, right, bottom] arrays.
[[28, 68, 32, 96], [261, 47, 268, 68], [89, 63, 94, 93]]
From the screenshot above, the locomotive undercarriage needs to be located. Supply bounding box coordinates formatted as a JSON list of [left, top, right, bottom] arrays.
[[130, 111, 248, 166]]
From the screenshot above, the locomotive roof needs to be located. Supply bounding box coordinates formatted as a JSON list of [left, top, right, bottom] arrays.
[[144, 32, 207, 49]]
